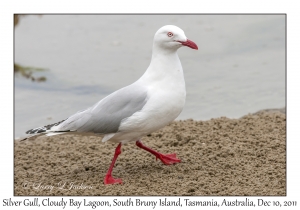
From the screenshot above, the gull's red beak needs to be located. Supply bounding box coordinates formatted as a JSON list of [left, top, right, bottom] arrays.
[[178, 39, 198, 50]]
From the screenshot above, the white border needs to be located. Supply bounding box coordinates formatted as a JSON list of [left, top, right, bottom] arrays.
[[1, 0, 299, 209]]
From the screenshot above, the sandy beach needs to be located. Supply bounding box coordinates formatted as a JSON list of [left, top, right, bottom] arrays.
[[14, 110, 286, 196]]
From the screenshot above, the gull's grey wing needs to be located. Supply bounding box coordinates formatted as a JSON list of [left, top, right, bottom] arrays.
[[54, 84, 148, 134]]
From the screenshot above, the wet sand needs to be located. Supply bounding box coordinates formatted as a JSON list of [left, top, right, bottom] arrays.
[[14, 110, 286, 196]]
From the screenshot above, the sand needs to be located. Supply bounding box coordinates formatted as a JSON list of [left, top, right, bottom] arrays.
[[14, 110, 286, 196]]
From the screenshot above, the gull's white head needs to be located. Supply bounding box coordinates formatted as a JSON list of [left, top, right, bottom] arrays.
[[153, 25, 198, 52]]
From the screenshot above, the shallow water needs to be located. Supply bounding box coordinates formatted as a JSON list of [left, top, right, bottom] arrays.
[[14, 15, 285, 138]]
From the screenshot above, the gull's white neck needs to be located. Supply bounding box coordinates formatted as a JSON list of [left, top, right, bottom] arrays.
[[139, 45, 185, 86]]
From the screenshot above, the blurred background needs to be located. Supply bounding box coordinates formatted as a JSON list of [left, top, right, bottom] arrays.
[[14, 15, 285, 139]]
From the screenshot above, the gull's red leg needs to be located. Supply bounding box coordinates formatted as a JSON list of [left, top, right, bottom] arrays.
[[103, 143, 123, 185], [136, 140, 181, 165]]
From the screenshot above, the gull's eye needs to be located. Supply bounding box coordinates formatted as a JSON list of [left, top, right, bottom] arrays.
[[167, 32, 173, 37]]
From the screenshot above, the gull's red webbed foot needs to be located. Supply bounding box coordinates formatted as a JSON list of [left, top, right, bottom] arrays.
[[136, 140, 181, 165], [155, 153, 181, 165], [104, 175, 122, 185], [104, 143, 123, 185]]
